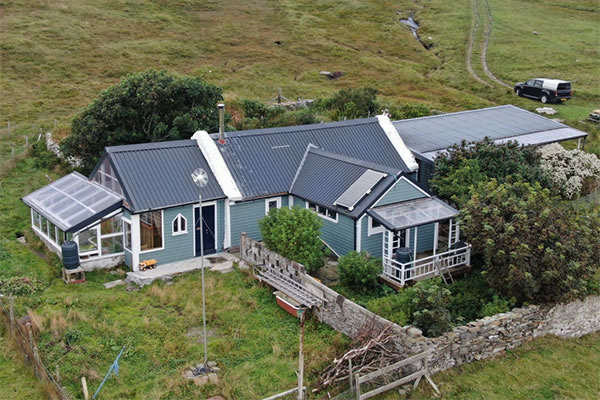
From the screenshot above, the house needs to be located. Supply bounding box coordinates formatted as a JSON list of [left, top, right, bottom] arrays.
[[393, 105, 588, 188], [23, 112, 471, 285]]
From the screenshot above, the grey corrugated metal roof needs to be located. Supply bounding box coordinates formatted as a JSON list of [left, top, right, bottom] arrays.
[[368, 197, 459, 231], [419, 126, 589, 162], [104, 140, 225, 212], [290, 148, 400, 218], [214, 118, 411, 199], [392, 105, 584, 154], [22, 172, 123, 233]]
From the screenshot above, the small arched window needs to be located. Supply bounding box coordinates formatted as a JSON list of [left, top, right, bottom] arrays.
[[172, 214, 187, 235]]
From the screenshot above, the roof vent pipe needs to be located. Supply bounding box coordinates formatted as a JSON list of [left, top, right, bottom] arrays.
[[218, 103, 225, 144]]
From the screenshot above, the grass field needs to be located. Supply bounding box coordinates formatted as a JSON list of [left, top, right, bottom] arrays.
[[1, 1, 599, 398], [0, 328, 47, 400], [410, 333, 600, 400]]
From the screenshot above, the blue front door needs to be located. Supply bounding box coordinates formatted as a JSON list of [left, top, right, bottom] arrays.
[[195, 205, 216, 256]]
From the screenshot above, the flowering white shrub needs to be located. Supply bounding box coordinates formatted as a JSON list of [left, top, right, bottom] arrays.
[[539, 143, 600, 199]]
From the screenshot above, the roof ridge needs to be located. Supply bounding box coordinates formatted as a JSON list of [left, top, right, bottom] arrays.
[[308, 147, 399, 175], [106, 139, 197, 153], [392, 105, 512, 125], [211, 117, 379, 139]]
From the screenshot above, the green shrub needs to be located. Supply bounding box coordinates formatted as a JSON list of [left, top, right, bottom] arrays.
[[63, 329, 82, 345], [31, 140, 60, 169], [323, 87, 379, 120], [259, 207, 324, 273], [0, 276, 46, 296], [61, 69, 224, 173], [412, 279, 452, 337], [481, 295, 516, 317], [461, 179, 600, 303], [367, 289, 416, 326], [337, 251, 382, 292]]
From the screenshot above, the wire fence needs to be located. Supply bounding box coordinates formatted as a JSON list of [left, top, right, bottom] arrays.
[[0, 295, 71, 400]]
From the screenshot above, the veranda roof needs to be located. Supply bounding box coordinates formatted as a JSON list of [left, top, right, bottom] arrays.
[[22, 172, 123, 233], [368, 197, 458, 231]]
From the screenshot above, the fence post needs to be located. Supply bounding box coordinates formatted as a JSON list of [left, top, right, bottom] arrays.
[[55, 364, 60, 383], [25, 135, 29, 147], [81, 377, 89, 400], [26, 323, 39, 378], [9, 296, 15, 332], [348, 358, 353, 391], [355, 373, 361, 400]]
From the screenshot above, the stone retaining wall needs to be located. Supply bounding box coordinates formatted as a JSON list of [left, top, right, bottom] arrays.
[[240, 233, 600, 373]]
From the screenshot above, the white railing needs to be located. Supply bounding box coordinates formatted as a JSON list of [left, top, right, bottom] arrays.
[[382, 244, 471, 286]]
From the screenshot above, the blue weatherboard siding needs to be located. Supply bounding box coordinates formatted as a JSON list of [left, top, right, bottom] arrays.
[[139, 205, 195, 265], [320, 214, 354, 257], [361, 216, 383, 258], [230, 199, 265, 246], [407, 223, 436, 253], [217, 199, 225, 250], [376, 178, 427, 206]]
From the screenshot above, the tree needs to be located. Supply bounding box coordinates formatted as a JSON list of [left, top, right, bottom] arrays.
[[323, 87, 379, 120], [539, 143, 600, 199], [460, 179, 600, 303], [431, 139, 548, 208], [337, 251, 382, 292], [62, 70, 224, 172], [411, 278, 453, 337], [259, 207, 324, 273]]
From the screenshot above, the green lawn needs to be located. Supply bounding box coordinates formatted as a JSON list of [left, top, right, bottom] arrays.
[[0, 328, 47, 400], [10, 266, 348, 400], [410, 333, 600, 400]]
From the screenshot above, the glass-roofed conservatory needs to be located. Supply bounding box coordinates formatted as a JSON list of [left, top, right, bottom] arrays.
[[22, 172, 125, 268], [367, 197, 472, 287]]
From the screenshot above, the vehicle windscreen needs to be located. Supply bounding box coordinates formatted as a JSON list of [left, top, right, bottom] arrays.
[[558, 82, 571, 90]]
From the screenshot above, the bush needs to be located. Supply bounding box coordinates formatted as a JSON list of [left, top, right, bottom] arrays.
[[481, 295, 516, 317], [337, 251, 382, 292], [387, 102, 430, 120], [539, 143, 600, 199], [31, 140, 61, 169], [259, 207, 324, 273], [322, 87, 379, 120], [412, 279, 453, 337], [367, 289, 415, 326], [62, 69, 224, 173], [461, 179, 600, 303], [431, 139, 548, 208], [0, 276, 46, 296]]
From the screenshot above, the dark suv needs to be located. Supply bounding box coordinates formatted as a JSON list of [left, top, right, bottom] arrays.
[[514, 78, 572, 103]]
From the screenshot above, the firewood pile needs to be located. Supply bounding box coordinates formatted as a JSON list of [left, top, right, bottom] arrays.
[[317, 325, 408, 390]]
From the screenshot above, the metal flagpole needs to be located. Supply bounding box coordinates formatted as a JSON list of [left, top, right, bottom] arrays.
[[200, 193, 208, 365]]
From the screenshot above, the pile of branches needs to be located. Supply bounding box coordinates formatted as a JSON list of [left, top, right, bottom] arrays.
[[317, 325, 407, 390]]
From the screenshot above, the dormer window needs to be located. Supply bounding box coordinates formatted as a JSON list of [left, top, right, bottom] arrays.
[[172, 213, 187, 236]]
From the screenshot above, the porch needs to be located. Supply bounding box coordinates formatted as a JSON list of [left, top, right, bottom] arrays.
[[368, 197, 471, 287]]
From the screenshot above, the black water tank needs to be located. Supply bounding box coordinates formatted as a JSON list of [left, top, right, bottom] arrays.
[[394, 247, 412, 280], [61, 241, 80, 270], [394, 247, 412, 264]]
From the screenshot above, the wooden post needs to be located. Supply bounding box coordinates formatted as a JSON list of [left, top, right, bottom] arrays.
[[81, 377, 89, 400], [348, 358, 354, 391], [27, 323, 39, 378], [297, 310, 305, 400], [9, 296, 15, 332], [55, 365, 60, 383], [25, 135, 29, 147], [355, 374, 361, 400]]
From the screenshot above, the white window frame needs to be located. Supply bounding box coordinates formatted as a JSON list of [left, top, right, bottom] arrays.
[[305, 201, 338, 223], [265, 197, 282, 215], [171, 213, 188, 236], [122, 217, 132, 252], [139, 210, 165, 254], [367, 216, 384, 236]]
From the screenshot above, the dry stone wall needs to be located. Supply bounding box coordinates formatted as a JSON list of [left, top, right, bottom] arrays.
[[240, 233, 600, 373]]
